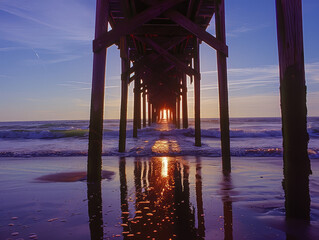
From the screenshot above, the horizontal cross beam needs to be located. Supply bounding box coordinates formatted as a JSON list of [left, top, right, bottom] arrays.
[[136, 36, 199, 77], [93, 0, 184, 52], [165, 10, 228, 56]]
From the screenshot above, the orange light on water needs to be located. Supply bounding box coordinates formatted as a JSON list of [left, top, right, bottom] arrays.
[[163, 109, 167, 120], [161, 157, 168, 177]]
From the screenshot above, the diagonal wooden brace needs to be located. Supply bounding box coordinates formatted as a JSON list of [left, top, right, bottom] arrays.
[[93, 0, 184, 52], [165, 10, 228, 57], [135, 36, 199, 77], [140, 0, 228, 56]]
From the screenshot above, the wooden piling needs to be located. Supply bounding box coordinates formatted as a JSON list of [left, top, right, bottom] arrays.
[[173, 103, 177, 126], [177, 95, 181, 129], [143, 88, 146, 127], [133, 78, 138, 138], [87, 0, 109, 182], [276, 0, 311, 220], [215, 0, 231, 172], [182, 74, 188, 129], [148, 100, 152, 126], [194, 39, 201, 147], [137, 79, 141, 129], [119, 37, 129, 152]]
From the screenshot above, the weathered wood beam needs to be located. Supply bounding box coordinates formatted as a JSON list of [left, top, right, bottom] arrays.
[[139, 0, 227, 55], [93, 0, 184, 52], [127, 37, 186, 77], [133, 77, 138, 138], [137, 79, 142, 129], [276, 0, 311, 220], [182, 73, 188, 128], [187, 0, 196, 18], [177, 95, 181, 129], [88, 0, 109, 183], [148, 98, 152, 126], [165, 11, 228, 56], [143, 88, 147, 127], [133, 26, 189, 36], [119, 37, 129, 153], [215, 0, 231, 172], [136, 36, 199, 77], [194, 39, 201, 147]]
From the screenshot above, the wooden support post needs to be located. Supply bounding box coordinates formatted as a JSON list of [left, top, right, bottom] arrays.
[[276, 0, 311, 220], [148, 100, 152, 126], [152, 107, 156, 123], [177, 95, 181, 129], [143, 88, 146, 128], [173, 103, 177, 126], [137, 79, 141, 129], [194, 39, 201, 147], [119, 37, 129, 153], [87, 0, 109, 182], [182, 74, 188, 129], [215, 0, 231, 172], [133, 78, 138, 138]]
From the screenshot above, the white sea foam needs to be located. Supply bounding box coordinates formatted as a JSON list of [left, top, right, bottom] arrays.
[[0, 118, 318, 158]]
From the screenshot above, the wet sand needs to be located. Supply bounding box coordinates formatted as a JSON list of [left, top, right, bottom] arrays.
[[0, 156, 318, 239]]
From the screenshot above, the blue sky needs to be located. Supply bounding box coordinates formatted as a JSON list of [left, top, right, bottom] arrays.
[[0, 0, 319, 121]]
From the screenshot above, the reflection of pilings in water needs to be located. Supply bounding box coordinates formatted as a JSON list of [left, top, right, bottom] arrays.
[[142, 161, 147, 192], [196, 157, 205, 239], [221, 173, 233, 240], [87, 181, 104, 240], [134, 158, 143, 203], [119, 157, 130, 238], [174, 160, 196, 239]]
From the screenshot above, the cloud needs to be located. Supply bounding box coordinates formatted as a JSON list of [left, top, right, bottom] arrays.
[[227, 24, 269, 37], [57, 81, 120, 91], [305, 62, 319, 83], [0, 0, 94, 53]]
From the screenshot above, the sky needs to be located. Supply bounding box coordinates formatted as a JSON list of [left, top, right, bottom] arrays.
[[0, 0, 319, 121]]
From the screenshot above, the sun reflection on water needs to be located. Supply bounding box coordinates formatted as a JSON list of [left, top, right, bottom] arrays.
[[161, 157, 168, 177], [151, 140, 181, 154]]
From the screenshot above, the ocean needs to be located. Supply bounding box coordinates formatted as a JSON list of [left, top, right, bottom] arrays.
[[0, 117, 318, 158]]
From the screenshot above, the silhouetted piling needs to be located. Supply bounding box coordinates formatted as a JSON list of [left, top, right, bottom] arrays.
[[119, 37, 129, 152], [194, 39, 201, 147], [215, 0, 231, 172], [143, 88, 146, 127], [148, 101, 152, 126], [177, 95, 181, 129], [137, 79, 141, 129], [276, 0, 311, 220], [133, 78, 138, 138], [87, 0, 109, 182], [182, 74, 188, 129]]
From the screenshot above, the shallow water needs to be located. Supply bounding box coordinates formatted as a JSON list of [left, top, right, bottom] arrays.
[[0, 156, 318, 239], [0, 117, 319, 158]]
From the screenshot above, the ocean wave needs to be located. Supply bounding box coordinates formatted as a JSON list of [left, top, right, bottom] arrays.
[[1, 126, 319, 139], [1, 147, 318, 159], [0, 129, 89, 139]]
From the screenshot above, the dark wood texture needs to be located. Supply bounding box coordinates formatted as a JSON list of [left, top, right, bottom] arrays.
[[194, 39, 201, 147], [119, 37, 129, 152], [88, 0, 109, 182], [276, 0, 311, 220], [93, 0, 183, 52], [182, 74, 188, 129], [215, 0, 231, 172]]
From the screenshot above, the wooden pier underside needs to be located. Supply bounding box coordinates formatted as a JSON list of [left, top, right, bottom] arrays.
[[88, 0, 311, 222], [89, 0, 230, 164]]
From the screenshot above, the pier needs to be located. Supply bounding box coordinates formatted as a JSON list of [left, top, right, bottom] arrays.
[[88, 0, 311, 221]]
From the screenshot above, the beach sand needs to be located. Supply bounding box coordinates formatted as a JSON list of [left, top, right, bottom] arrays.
[[0, 156, 318, 239]]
